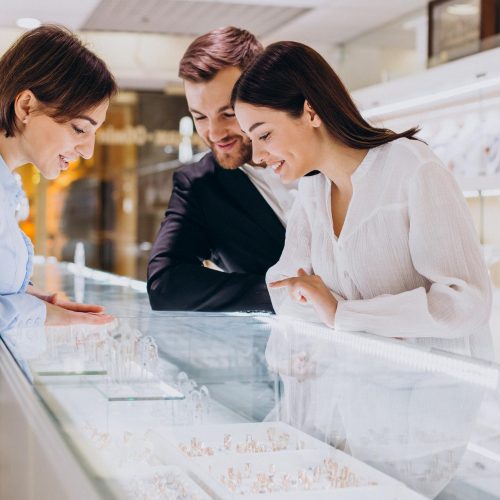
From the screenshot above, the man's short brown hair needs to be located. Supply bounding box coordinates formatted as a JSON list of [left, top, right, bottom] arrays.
[[179, 26, 263, 82], [0, 25, 117, 138]]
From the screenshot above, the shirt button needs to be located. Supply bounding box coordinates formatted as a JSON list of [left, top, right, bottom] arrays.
[[26, 318, 33, 327], [343, 271, 349, 279]]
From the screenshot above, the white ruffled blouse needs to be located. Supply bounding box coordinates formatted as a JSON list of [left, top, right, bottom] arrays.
[[267, 138, 493, 360]]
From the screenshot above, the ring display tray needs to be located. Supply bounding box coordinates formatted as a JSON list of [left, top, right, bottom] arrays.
[[150, 422, 426, 499], [191, 450, 422, 499], [113, 464, 212, 500], [154, 422, 330, 457]]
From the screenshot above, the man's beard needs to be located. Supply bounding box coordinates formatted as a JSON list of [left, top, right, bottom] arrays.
[[209, 135, 253, 170]]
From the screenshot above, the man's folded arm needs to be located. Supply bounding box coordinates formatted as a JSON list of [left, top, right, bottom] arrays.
[[147, 169, 274, 312], [148, 261, 273, 312]]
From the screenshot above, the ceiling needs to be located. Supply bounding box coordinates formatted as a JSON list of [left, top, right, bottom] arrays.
[[0, 0, 429, 45], [83, 0, 312, 38]]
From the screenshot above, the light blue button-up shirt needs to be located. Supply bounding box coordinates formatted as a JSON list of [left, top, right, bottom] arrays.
[[0, 154, 46, 332]]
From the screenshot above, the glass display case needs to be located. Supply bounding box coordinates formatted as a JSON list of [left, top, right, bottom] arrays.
[[1, 259, 500, 499]]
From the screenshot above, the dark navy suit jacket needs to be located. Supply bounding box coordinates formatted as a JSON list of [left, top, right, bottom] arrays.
[[147, 152, 285, 312]]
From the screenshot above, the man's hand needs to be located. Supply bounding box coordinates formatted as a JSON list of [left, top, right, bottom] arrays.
[[269, 268, 337, 327]]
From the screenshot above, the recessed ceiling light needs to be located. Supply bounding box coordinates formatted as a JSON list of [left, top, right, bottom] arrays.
[[447, 4, 479, 16], [16, 18, 42, 29]]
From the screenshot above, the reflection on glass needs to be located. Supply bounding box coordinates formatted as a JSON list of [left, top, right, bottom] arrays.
[[2, 262, 500, 499], [265, 318, 495, 498]]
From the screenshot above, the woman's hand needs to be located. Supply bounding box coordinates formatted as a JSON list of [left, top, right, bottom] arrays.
[[45, 302, 115, 326], [269, 268, 337, 327], [27, 285, 105, 314], [27, 284, 58, 303]]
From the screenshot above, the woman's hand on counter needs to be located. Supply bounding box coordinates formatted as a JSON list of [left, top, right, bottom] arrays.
[[27, 284, 59, 303], [28, 284, 105, 314], [44, 302, 115, 326], [269, 268, 337, 327], [48, 296, 106, 314]]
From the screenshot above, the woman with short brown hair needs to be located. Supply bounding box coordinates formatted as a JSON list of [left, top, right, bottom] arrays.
[[0, 25, 117, 331]]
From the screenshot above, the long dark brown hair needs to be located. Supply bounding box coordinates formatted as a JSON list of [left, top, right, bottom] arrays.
[[231, 41, 419, 149], [0, 25, 117, 138]]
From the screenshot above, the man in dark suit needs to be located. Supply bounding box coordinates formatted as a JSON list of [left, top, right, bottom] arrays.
[[147, 27, 296, 312]]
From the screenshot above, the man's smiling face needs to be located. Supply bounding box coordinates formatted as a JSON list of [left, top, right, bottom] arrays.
[[184, 66, 252, 169]]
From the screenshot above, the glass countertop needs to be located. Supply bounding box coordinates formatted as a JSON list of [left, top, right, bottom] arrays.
[[2, 259, 500, 499]]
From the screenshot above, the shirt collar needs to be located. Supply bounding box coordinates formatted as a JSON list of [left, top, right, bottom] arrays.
[[0, 153, 24, 207], [240, 163, 276, 179]]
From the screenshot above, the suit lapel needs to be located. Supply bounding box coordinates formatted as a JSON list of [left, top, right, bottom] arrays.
[[215, 164, 285, 245]]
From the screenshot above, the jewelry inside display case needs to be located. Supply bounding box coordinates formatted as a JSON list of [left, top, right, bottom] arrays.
[[2, 260, 500, 499]]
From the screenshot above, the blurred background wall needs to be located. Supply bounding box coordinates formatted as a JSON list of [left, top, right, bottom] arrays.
[[2, 0, 500, 281]]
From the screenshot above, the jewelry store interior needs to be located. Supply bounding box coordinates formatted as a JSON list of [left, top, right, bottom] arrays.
[[2, 1, 500, 499]]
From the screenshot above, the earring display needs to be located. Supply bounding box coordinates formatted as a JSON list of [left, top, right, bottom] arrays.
[[29, 323, 111, 376], [80, 432, 211, 500], [28, 320, 186, 401], [82, 420, 112, 451], [150, 422, 425, 499], [211, 455, 368, 495], [81, 420, 163, 469], [122, 465, 211, 500], [80, 419, 211, 499], [92, 327, 184, 402], [190, 450, 423, 499], [104, 328, 159, 383], [156, 422, 319, 458], [168, 372, 212, 426]]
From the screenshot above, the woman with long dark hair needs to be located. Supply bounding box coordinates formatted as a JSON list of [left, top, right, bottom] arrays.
[[0, 25, 117, 331], [232, 41, 492, 359]]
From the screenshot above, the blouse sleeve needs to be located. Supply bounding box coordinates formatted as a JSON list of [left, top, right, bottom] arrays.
[[335, 161, 491, 338], [0, 181, 47, 334], [0, 293, 47, 333], [266, 188, 325, 323]]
